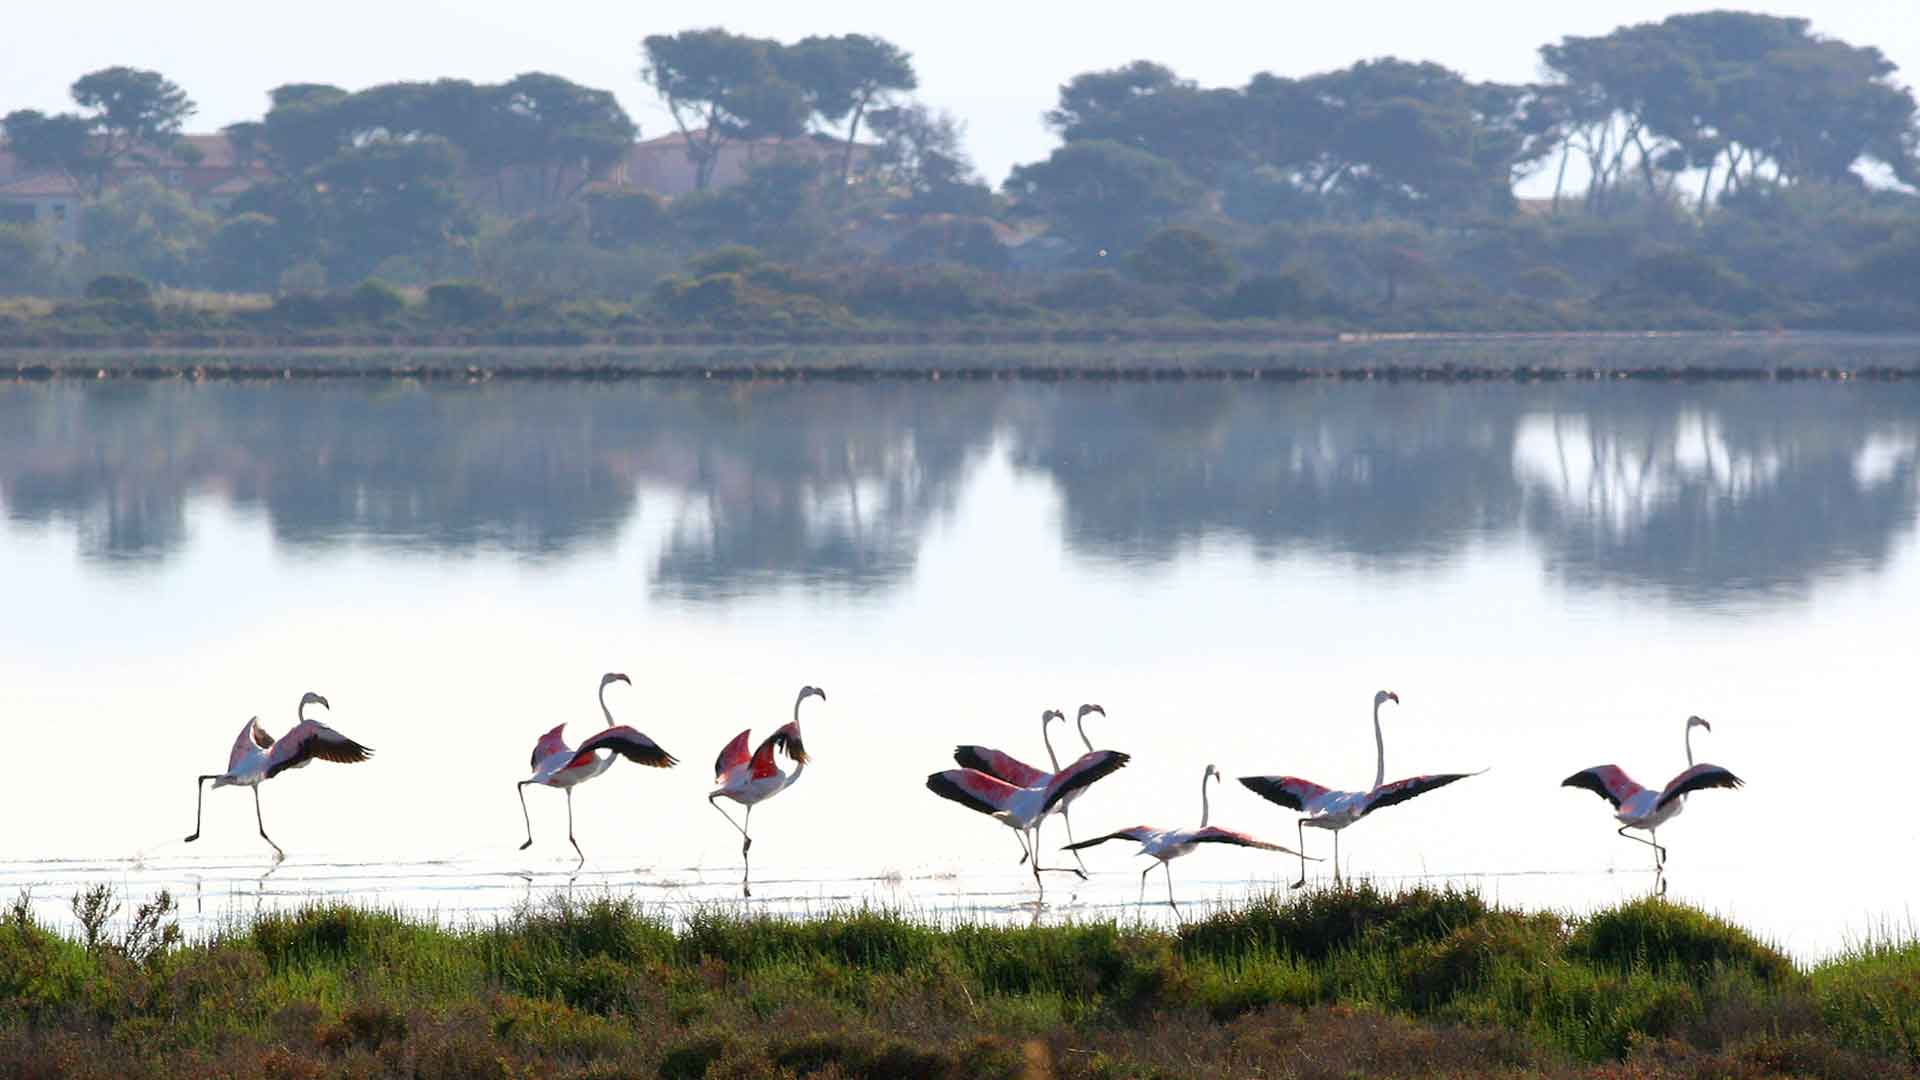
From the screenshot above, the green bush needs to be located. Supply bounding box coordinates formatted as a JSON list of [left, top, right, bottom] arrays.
[[425, 280, 504, 324], [83, 272, 153, 304], [1568, 898, 1796, 985], [346, 278, 407, 322], [1129, 226, 1236, 288]]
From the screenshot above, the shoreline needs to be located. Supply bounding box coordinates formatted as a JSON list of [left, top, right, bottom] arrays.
[[4, 881, 1914, 1076], [8, 329, 1920, 382]]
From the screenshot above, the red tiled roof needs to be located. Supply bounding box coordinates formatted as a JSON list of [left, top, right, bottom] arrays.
[[0, 172, 83, 197]]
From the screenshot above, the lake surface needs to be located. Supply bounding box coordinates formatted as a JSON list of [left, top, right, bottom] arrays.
[[3, 377, 1917, 955]]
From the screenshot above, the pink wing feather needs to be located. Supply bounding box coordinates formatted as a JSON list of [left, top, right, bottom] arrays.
[[1238, 775, 1334, 812], [529, 724, 570, 770], [1561, 765, 1647, 809], [952, 745, 1051, 788], [228, 717, 272, 772], [713, 730, 753, 780]]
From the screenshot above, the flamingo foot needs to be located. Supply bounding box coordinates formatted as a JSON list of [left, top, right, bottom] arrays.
[[518, 839, 533, 851], [184, 832, 200, 844]]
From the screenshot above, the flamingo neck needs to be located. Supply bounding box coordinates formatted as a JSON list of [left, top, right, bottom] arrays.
[[1685, 724, 1696, 768], [1372, 701, 1386, 791], [1199, 771, 1213, 828], [599, 684, 615, 728], [1076, 715, 1094, 755], [1040, 718, 1062, 773]]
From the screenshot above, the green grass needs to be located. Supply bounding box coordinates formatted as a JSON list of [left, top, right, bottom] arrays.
[[2, 882, 1913, 1077]]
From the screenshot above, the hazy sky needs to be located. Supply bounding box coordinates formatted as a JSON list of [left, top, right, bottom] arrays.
[[4, 1, 1915, 187]]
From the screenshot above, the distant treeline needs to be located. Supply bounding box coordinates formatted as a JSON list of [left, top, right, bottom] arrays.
[[2, 11, 1919, 337]]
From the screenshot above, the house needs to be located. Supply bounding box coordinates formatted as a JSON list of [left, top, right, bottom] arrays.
[[621, 130, 876, 198], [0, 171, 83, 247], [0, 132, 271, 244]]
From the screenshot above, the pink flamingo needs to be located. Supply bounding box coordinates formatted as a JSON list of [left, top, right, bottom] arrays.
[[1240, 691, 1479, 888], [184, 691, 373, 860], [517, 672, 678, 862], [1562, 715, 1742, 876], [955, 705, 1111, 870], [1065, 764, 1311, 905], [710, 685, 824, 897], [926, 748, 1130, 897]]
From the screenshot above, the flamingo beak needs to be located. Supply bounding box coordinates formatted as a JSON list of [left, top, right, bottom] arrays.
[[316, 694, 330, 710], [1389, 692, 1400, 704]]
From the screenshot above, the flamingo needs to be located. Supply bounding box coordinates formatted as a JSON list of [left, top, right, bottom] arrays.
[[1562, 715, 1743, 876], [1239, 690, 1479, 888], [1065, 764, 1311, 906], [517, 672, 678, 863], [184, 691, 373, 861], [954, 704, 1109, 870], [710, 685, 824, 897], [925, 748, 1130, 897]]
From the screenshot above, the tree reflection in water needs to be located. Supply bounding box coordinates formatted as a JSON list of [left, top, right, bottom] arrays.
[[2, 380, 1915, 607]]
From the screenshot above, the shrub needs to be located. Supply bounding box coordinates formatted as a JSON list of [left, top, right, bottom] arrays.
[[1569, 899, 1796, 985], [1129, 226, 1236, 288], [83, 272, 153, 304], [346, 278, 407, 322], [586, 189, 671, 250], [1217, 269, 1326, 318], [425, 280, 504, 324]]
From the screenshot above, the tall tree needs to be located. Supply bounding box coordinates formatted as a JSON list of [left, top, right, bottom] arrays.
[[69, 67, 196, 175], [495, 73, 639, 200], [867, 102, 991, 214], [1, 110, 96, 191], [781, 34, 916, 186], [641, 29, 807, 190], [3, 68, 194, 194], [1004, 139, 1201, 252]]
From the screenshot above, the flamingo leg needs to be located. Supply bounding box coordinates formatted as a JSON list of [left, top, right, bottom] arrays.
[[742, 805, 753, 898], [516, 781, 536, 851], [1290, 818, 1309, 890], [183, 775, 218, 843], [1332, 830, 1342, 885], [708, 796, 754, 897], [1164, 861, 1176, 907], [1139, 863, 1153, 903], [1028, 828, 1044, 899], [1062, 807, 1087, 873], [252, 786, 284, 862], [566, 788, 583, 865], [1616, 825, 1665, 869]]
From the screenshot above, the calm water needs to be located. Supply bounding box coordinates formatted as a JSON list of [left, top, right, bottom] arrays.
[[3, 378, 1917, 955]]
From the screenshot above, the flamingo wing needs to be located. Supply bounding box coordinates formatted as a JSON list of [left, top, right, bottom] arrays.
[[747, 721, 807, 779], [953, 745, 1051, 788], [530, 724, 570, 770], [1062, 825, 1158, 851], [926, 768, 1020, 817], [263, 720, 373, 779], [1238, 775, 1333, 812], [1040, 750, 1130, 812], [228, 717, 271, 772], [1561, 765, 1646, 810], [576, 726, 678, 769], [713, 729, 752, 780], [1188, 826, 1304, 855], [1654, 764, 1744, 811], [1361, 772, 1478, 817]]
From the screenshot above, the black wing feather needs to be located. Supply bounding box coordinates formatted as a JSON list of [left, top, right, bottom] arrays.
[[1654, 766, 1744, 811], [1561, 769, 1625, 809], [1040, 751, 1129, 812], [1238, 775, 1308, 811], [925, 772, 1001, 817], [1362, 773, 1477, 817]]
